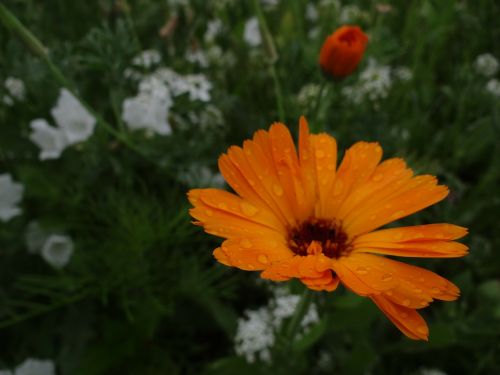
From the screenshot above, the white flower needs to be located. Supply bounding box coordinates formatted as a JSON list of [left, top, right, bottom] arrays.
[[261, 0, 279, 9], [339, 4, 370, 23], [2, 95, 14, 106], [51, 89, 96, 145], [306, 4, 319, 21], [183, 74, 212, 102], [0, 370, 13, 375], [25, 221, 48, 254], [29, 119, 68, 160], [122, 94, 172, 135], [417, 368, 448, 375], [394, 66, 413, 82], [41, 234, 74, 269], [0, 174, 24, 222], [13, 359, 55, 375], [235, 307, 274, 363], [204, 19, 223, 43], [297, 83, 322, 107], [244, 18, 262, 47], [178, 165, 225, 188], [132, 49, 161, 69], [486, 78, 500, 98], [4, 77, 26, 101], [342, 59, 393, 104], [474, 53, 499, 77], [185, 49, 209, 68]]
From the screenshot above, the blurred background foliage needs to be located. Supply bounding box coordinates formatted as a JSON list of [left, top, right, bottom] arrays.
[[0, 0, 499, 374]]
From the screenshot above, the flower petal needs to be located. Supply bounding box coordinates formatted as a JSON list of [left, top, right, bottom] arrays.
[[323, 142, 383, 219], [344, 175, 449, 237], [371, 294, 429, 340]]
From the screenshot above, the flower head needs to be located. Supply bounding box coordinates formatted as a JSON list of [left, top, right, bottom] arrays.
[[188, 117, 468, 340], [41, 234, 74, 269], [29, 119, 68, 160], [319, 25, 368, 80]]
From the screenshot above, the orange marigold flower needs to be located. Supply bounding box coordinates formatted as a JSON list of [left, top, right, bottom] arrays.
[[188, 117, 468, 341], [319, 25, 368, 79]]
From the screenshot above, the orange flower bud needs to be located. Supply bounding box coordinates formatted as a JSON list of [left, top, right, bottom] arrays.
[[319, 25, 368, 80]]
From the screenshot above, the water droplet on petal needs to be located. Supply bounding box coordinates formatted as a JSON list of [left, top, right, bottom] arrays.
[[413, 288, 422, 294], [273, 184, 284, 196], [402, 299, 411, 307], [240, 201, 259, 217], [399, 312, 408, 318], [382, 273, 393, 282], [385, 290, 393, 296], [258, 254, 268, 264], [417, 325, 427, 334], [205, 209, 214, 217], [315, 150, 325, 158], [355, 266, 369, 275], [372, 174, 383, 182], [218, 203, 228, 210], [391, 210, 405, 219], [393, 232, 403, 240], [431, 287, 441, 294], [333, 181, 343, 196], [240, 239, 252, 248], [436, 233, 445, 239]]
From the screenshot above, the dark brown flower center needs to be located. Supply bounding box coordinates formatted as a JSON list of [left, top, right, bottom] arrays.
[[288, 218, 351, 259]]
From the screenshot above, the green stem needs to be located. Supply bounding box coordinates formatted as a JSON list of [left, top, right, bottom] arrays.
[[252, 0, 285, 122], [0, 4, 158, 167], [285, 288, 313, 344], [310, 81, 327, 133]]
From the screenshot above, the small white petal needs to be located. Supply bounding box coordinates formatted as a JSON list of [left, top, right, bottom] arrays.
[[0, 174, 24, 222], [51, 89, 96, 145], [4, 77, 26, 101], [41, 234, 74, 269], [14, 358, 55, 375], [25, 221, 48, 254], [244, 18, 262, 47], [29, 119, 68, 160], [474, 53, 499, 77]]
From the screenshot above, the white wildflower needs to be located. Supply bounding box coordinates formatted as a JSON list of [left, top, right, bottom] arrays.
[[235, 307, 274, 363], [0, 370, 13, 375], [41, 234, 74, 269], [261, 0, 279, 9], [124, 67, 143, 81], [185, 49, 209, 68], [394, 66, 413, 82], [25, 221, 48, 254], [178, 165, 225, 188], [244, 17, 262, 47], [204, 19, 223, 43], [417, 368, 448, 375], [153, 68, 187, 95], [342, 59, 393, 104], [306, 4, 319, 21], [51, 89, 96, 145], [166, 0, 188, 7], [122, 93, 172, 135], [132, 49, 161, 69], [339, 5, 370, 23], [3, 95, 14, 106], [297, 83, 322, 107], [0, 174, 24, 222], [183, 74, 212, 102], [4, 77, 26, 101], [474, 53, 499, 77], [14, 358, 55, 375], [486, 78, 500, 98], [29, 119, 68, 160]]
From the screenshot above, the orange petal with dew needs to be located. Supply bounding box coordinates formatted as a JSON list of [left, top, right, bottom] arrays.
[[218, 237, 293, 271], [323, 142, 383, 219], [344, 175, 449, 237], [371, 294, 429, 340]]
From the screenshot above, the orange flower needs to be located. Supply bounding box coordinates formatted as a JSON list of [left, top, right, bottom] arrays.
[[188, 117, 468, 341], [319, 25, 368, 79]]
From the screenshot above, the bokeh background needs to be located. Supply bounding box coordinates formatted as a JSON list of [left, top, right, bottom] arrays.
[[0, 0, 499, 374]]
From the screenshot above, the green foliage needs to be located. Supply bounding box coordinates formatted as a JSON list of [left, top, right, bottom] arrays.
[[0, 0, 499, 374]]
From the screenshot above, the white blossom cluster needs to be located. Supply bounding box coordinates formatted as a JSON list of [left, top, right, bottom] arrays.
[[243, 18, 262, 47], [0, 358, 55, 375], [0, 174, 24, 222], [342, 59, 413, 105], [3, 77, 26, 106], [296, 83, 322, 107], [417, 368, 448, 375], [122, 50, 214, 135], [25, 222, 74, 269], [474, 53, 499, 77], [485, 78, 500, 98], [234, 287, 319, 364], [29, 88, 96, 160], [132, 49, 162, 69], [178, 165, 225, 188]]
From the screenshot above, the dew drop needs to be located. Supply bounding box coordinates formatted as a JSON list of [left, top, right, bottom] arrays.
[[417, 325, 427, 334], [419, 300, 428, 307], [369, 214, 377, 221], [315, 150, 325, 158], [372, 174, 383, 182], [205, 209, 214, 217], [240, 239, 252, 248], [413, 288, 423, 294], [258, 254, 269, 264], [382, 273, 393, 282], [240, 201, 259, 217], [391, 210, 405, 219], [273, 184, 284, 196], [217, 203, 228, 210], [333, 181, 343, 196], [385, 290, 393, 296], [248, 179, 256, 186], [399, 312, 408, 318], [431, 287, 441, 294], [393, 232, 404, 240], [402, 299, 411, 307], [436, 233, 445, 239], [355, 266, 369, 275]]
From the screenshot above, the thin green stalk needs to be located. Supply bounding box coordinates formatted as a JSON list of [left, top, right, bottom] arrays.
[[310, 81, 328, 133], [252, 0, 285, 122], [0, 4, 157, 167], [285, 288, 313, 345]]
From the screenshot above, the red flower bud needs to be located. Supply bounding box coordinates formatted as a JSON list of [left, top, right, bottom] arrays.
[[319, 25, 368, 80]]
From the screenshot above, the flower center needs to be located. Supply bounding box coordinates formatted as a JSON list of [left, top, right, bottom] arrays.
[[288, 218, 351, 259]]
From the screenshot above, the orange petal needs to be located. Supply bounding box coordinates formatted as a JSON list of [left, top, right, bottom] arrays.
[[301, 272, 340, 291], [371, 294, 429, 340], [298, 116, 317, 215], [344, 175, 449, 237], [220, 237, 293, 271], [310, 133, 338, 219], [353, 240, 468, 258], [260, 254, 330, 280], [213, 247, 231, 266], [323, 142, 383, 219], [188, 190, 284, 239], [354, 224, 468, 243], [269, 123, 314, 221]]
